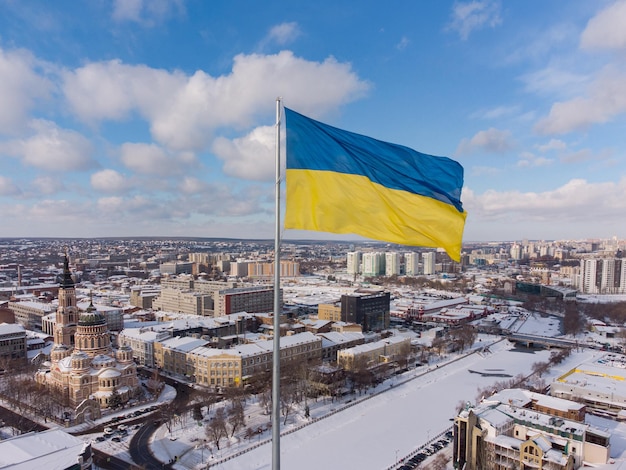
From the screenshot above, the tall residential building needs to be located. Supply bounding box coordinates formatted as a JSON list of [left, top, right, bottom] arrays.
[[362, 252, 385, 277], [346, 251, 362, 275], [405, 252, 419, 276], [578, 258, 626, 294], [510, 243, 522, 260], [422, 252, 436, 275], [385, 252, 400, 276]]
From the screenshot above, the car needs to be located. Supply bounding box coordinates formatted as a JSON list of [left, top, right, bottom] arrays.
[[117, 424, 128, 432], [95, 436, 106, 442], [103, 427, 114, 436], [111, 436, 121, 442]]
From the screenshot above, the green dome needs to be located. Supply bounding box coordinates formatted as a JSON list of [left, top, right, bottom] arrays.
[[78, 308, 106, 326]]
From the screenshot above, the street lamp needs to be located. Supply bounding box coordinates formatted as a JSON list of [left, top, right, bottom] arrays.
[[395, 449, 400, 464]]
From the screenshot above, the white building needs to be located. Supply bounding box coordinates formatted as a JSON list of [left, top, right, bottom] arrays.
[[346, 251, 362, 275], [405, 252, 419, 276], [362, 252, 385, 277], [422, 252, 436, 275], [385, 252, 400, 276]]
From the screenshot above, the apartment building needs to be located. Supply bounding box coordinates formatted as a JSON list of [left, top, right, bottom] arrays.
[[0, 322, 27, 363], [152, 288, 212, 316], [454, 388, 609, 470]]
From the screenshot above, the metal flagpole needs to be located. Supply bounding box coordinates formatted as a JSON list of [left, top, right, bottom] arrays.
[[271, 97, 282, 470]]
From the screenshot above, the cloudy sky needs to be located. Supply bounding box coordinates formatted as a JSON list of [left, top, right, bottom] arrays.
[[0, 0, 625, 244]]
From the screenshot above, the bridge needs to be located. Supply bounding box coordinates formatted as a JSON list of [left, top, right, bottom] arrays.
[[506, 333, 579, 349]]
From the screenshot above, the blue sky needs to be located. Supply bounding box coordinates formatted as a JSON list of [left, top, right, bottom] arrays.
[[0, 0, 625, 244]]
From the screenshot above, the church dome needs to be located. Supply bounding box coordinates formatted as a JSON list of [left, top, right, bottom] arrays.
[[78, 303, 106, 326]]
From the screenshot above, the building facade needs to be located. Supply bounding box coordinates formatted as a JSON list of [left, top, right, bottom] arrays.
[[454, 389, 609, 470], [340, 291, 390, 331], [0, 322, 27, 365]]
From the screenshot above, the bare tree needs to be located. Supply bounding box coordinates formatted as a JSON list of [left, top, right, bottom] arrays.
[[227, 399, 246, 437], [205, 407, 228, 450]]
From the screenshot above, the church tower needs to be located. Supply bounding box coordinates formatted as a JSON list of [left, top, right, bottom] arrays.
[[54, 254, 79, 349]]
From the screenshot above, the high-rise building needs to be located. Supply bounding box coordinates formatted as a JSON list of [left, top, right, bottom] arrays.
[[346, 251, 362, 275], [422, 252, 436, 275], [385, 252, 400, 276], [578, 258, 626, 294], [405, 252, 419, 276], [362, 252, 385, 277]]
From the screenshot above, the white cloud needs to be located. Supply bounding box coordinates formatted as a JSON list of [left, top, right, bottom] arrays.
[[520, 66, 589, 98], [179, 177, 208, 194], [212, 126, 276, 181], [90, 169, 130, 193], [581, 0, 626, 51], [396, 36, 410, 50], [120, 142, 186, 176], [32, 176, 66, 195], [111, 0, 184, 26], [62, 51, 370, 152], [516, 152, 553, 168], [536, 139, 567, 152], [535, 66, 626, 134], [267, 22, 301, 46], [1, 120, 95, 171], [0, 176, 21, 196], [62, 60, 184, 124], [447, 0, 502, 40], [0, 47, 52, 135], [456, 128, 514, 155], [470, 105, 520, 120], [465, 178, 626, 222]]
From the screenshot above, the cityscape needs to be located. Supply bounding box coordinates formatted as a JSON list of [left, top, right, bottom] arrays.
[[1, 0, 626, 469], [0, 236, 626, 469]]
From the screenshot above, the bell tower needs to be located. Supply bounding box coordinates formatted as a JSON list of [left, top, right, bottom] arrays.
[[54, 254, 79, 347]]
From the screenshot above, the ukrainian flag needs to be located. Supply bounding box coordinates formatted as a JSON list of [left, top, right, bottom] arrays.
[[284, 108, 467, 261]]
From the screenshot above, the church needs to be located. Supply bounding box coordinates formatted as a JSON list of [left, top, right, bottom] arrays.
[[36, 256, 139, 421]]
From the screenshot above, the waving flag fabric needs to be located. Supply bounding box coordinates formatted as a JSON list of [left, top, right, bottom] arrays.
[[284, 107, 467, 261]]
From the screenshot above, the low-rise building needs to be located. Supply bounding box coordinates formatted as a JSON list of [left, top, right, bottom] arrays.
[[0, 322, 27, 365], [0, 429, 93, 470], [337, 335, 410, 371], [551, 353, 626, 414]]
